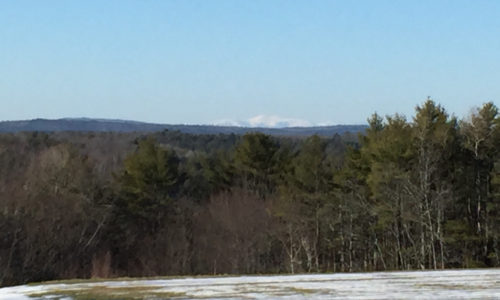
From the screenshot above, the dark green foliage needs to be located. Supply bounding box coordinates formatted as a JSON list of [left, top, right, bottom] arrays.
[[115, 138, 180, 225], [234, 133, 282, 195], [1, 100, 500, 287]]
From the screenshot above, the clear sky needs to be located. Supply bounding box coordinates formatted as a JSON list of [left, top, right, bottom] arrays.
[[1, 0, 499, 126]]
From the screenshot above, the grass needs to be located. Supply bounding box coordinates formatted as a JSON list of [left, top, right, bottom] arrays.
[[28, 285, 187, 300], [288, 287, 319, 294], [27, 275, 193, 286], [23, 276, 324, 299]]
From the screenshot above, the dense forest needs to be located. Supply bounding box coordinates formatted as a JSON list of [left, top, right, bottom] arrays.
[[1, 100, 499, 287]]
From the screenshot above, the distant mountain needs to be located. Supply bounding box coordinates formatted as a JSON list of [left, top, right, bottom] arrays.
[[0, 118, 366, 137]]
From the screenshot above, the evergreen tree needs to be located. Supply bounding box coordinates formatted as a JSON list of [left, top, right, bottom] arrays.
[[114, 137, 181, 233], [234, 133, 281, 195]]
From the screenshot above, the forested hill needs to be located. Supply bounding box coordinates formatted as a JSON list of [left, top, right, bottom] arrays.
[[0, 118, 366, 136], [2, 100, 499, 288]]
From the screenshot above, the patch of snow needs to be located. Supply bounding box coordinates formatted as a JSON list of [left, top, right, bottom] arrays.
[[212, 115, 315, 128], [246, 115, 312, 128], [2, 269, 500, 299]]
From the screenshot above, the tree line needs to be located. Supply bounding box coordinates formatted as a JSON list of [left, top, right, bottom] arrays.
[[1, 99, 499, 287]]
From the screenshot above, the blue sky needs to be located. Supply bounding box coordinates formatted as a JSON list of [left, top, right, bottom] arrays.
[[1, 0, 499, 126]]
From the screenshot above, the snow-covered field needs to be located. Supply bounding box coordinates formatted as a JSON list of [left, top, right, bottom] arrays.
[[2, 269, 500, 299]]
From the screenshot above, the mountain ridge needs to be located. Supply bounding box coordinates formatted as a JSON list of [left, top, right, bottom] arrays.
[[0, 118, 367, 137]]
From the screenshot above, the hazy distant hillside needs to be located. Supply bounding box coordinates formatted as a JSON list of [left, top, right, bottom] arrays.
[[0, 118, 366, 136]]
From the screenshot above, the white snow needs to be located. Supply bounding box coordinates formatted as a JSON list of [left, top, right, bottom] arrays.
[[212, 115, 314, 128], [2, 269, 500, 299]]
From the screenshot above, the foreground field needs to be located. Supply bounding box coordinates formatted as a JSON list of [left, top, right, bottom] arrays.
[[1, 269, 500, 299]]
